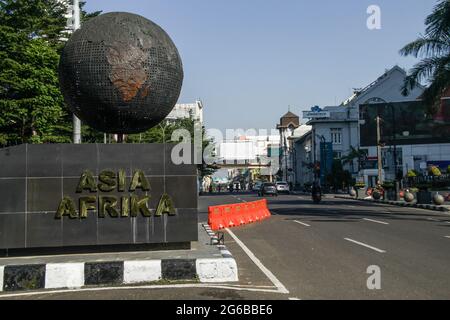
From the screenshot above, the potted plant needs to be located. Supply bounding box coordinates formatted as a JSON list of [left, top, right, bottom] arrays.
[[416, 182, 432, 204], [428, 165, 442, 177], [354, 181, 366, 199], [382, 181, 397, 200]]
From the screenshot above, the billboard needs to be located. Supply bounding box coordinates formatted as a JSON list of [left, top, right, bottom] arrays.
[[360, 100, 450, 147]]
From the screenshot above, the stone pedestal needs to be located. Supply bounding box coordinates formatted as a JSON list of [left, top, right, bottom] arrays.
[[0, 144, 198, 251]]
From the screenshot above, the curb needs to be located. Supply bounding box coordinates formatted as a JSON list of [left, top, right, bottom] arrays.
[[0, 227, 239, 292], [335, 196, 450, 213]]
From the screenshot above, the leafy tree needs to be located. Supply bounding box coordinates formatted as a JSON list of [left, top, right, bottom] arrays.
[[400, 0, 450, 113], [128, 117, 218, 178], [0, 0, 101, 147], [326, 159, 352, 191], [341, 146, 367, 171]]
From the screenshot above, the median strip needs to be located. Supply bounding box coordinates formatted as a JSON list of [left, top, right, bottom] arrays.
[[344, 238, 386, 253]]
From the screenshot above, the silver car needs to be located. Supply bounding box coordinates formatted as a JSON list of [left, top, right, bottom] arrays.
[[276, 181, 290, 194]]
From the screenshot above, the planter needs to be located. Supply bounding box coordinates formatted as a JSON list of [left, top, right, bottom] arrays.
[[349, 189, 357, 197], [356, 188, 367, 199], [404, 192, 415, 203], [386, 189, 397, 201], [372, 191, 381, 200], [433, 193, 445, 205], [416, 191, 432, 204]]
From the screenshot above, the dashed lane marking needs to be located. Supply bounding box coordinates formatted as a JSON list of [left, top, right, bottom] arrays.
[[363, 218, 389, 225], [293, 220, 311, 227], [344, 238, 386, 253]]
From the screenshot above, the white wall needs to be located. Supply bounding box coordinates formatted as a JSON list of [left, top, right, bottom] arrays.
[[366, 143, 450, 177]]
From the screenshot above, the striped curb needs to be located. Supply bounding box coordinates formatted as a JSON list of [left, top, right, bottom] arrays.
[[0, 255, 238, 292], [0, 224, 239, 292]]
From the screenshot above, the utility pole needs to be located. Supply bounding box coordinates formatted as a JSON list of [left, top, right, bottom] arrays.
[[376, 116, 383, 185], [72, 0, 82, 144]]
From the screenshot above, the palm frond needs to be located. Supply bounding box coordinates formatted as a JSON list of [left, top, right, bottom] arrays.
[[425, 0, 450, 40], [399, 36, 449, 58], [401, 55, 450, 95]]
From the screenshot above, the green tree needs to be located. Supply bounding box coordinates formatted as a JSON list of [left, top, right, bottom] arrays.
[[400, 0, 450, 113], [0, 0, 101, 146], [341, 146, 367, 171], [326, 159, 352, 191], [128, 117, 218, 178]]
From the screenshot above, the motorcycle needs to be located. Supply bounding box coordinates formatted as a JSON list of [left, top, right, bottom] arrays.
[[312, 192, 322, 204]]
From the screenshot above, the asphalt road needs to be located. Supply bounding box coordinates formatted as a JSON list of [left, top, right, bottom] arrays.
[[2, 192, 450, 300]]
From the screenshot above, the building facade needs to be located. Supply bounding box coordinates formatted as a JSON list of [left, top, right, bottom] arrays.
[[276, 111, 311, 185], [295, 66, 450, 189], [166, 100, 204, 123]]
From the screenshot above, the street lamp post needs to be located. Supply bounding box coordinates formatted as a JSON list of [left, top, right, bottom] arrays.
[[72, 0, 82, 144], [390, 104, 400, 201], [376, 115, 383, 185]]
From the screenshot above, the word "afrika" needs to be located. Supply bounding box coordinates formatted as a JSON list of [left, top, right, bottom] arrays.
[[56, 170, 176, 219]]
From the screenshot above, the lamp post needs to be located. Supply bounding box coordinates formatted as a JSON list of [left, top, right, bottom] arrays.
[[313, 133, 326, 186], [72, 0, 82, 144], [376, 115, 383, 185]]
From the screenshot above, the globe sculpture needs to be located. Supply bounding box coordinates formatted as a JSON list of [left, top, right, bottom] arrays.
[[59, 12, 183, 134]]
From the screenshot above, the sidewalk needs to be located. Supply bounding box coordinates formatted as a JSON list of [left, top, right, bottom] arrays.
[[334, 195, 450, 213]]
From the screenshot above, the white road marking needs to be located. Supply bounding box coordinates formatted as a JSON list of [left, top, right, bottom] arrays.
[[363, 218, 389, 225], [427, 218, 439, 222], [289, 297, 301, 300], [344, 238, 386, 253], [445, 236, 450, 239], [226, 228, 289, 294], [294, 220, 311, 227]]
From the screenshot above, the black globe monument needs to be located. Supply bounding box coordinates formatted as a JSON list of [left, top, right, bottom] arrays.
[[59, 12, 184, 134], [0, 13, 197, 252]]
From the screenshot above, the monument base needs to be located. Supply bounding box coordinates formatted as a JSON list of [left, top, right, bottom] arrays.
[[0, 144, 198, 251]]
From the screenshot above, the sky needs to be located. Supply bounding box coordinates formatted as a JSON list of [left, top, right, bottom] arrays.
[[84, 0, 436, 132]]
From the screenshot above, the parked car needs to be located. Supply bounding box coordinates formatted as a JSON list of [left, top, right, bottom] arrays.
[[275, 181, 290, 194], [258, 183, 278, 197], [252, 181, 263, 192]]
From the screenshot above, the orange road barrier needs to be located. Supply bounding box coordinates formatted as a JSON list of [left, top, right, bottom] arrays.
[[208, 200, 272, 231]]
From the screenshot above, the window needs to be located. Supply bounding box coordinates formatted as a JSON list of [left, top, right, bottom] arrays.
[[330, 128, 342, 145]]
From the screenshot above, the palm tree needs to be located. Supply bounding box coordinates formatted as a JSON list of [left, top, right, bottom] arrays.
[[400, 0, 450, 113], [342, 147, 366, 171]]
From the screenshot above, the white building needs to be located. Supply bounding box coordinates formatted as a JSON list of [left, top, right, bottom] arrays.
[[57, 0, 75, 38], [218, 135, 280, 164], [297, 66, 450, 189], [166, 100, 204, 124], [276, 111, 311, 185]]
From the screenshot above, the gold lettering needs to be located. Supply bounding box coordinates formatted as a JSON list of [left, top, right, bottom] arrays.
[[56, 197, 78, 219], [99, 196, 119, 218], [121, 196, 130, 217], [129, 170, 150, 192], [131, 195, 151, 217], [155, 193, 176, 217], [76, 171, 97, 193], [118, 169, 126, 192], [98, 170, 117, 192], [79, 196, 97, 218]]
